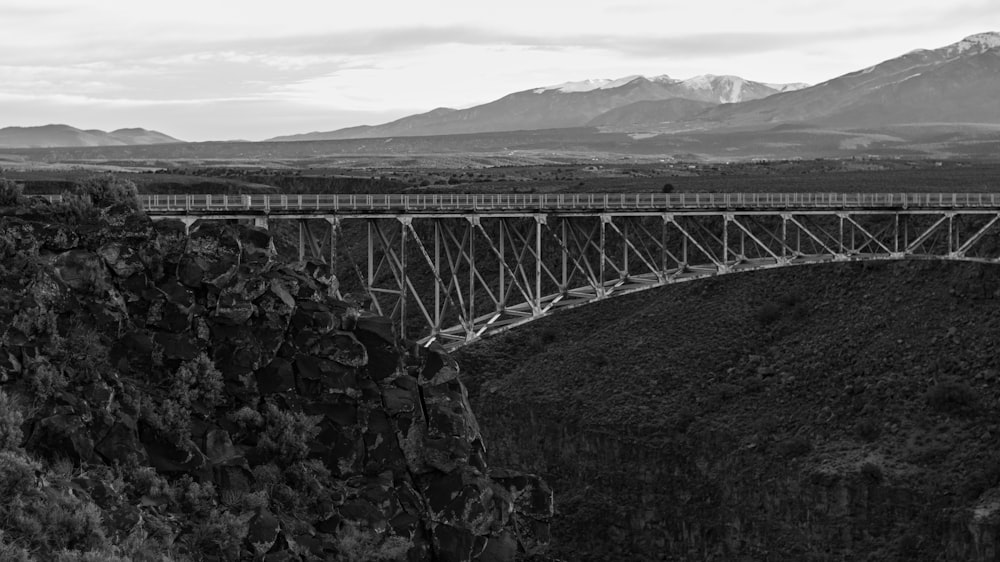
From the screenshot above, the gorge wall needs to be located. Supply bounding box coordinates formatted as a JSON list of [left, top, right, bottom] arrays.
[[459, 259, 1000, 561], [0, 186, 551, 561]]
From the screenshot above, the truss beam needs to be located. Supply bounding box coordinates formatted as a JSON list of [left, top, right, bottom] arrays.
[[181, 207, 1000, 350]]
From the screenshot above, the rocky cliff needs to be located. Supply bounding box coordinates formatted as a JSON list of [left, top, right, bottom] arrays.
[[0, 182, 551, 561]]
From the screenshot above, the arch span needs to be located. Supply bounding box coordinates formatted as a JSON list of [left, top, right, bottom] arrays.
[[336, 208, 1000, 349], [137, 192, 1000, 349]]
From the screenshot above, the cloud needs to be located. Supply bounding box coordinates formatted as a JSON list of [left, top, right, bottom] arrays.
[[2, 0, 79, 17]]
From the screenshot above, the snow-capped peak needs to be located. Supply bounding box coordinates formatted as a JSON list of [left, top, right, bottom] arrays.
[[953, 31, 1000, 52], [931, 31, 1000, 58], [530, 73, 807, 102], [764, 82, 810, 93], [684, 74, 744, 86], [649, 74, 678, 84], [533, 75, 643, 94], [681, 75, 745, 102]]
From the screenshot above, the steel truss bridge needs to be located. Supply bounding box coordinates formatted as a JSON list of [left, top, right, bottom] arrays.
[[139, 192, 1000, 348]]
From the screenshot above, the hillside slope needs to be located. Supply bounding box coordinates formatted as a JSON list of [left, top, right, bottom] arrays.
[[0, 180, 551, 561], [458, 259, 1000, 561]]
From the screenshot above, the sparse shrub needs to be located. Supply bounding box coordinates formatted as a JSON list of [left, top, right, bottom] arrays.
[[38, 176, 142, 224], [539, 327, 558, 345], [73, 176, 141, 211], [672, 406, 697, 434], [711, 383, 742, 402], [754, 302, 783, 326], [25, 355, 69, 403], [855, 418, 881, 442], [589, 352, 610, 369], [183, 508, 248, 562], [525, 328, 558, 354], [251, 463, 283, 492], [10, 306, 61, 348], [897, 533, 923, 558], [129, 466, 175, 504], [0, 449, 40, 499], [960, 454, 1000, 500], [178, 477, 218, 516], [778, 435, 812, 458], [334, 521, 411, 562], [53, 550, 133, 562], [44, 192, 99, 224], [926, 379, 978, 416], [859, 461, 883, 483], [228, 406, 264, 429], [27, 496, 107, 552], [257, 404, 322, 463], [143, 353, 225, 445], [790, 302, 810, 320], [776, 292, 802, 308], [286, 459, 332, 498], [57, 324, 110, 384], [0, 390, 24, 450], [0, 453, 109, 554], [0, 531, 31, 562], [0, 178, 24, 206]]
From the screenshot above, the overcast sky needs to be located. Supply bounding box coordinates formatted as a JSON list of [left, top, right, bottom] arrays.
[[1, 0, 997, 141]]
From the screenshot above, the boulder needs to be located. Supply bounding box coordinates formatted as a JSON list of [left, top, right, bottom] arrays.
[[53, 249, 109, 293]]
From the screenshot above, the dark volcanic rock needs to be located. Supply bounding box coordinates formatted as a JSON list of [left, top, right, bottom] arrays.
[[0, 209, 550, 561]]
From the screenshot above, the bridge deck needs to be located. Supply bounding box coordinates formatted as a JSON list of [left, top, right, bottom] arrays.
[[81, 191, 1000, 349], [133, 192, 1000, 215]]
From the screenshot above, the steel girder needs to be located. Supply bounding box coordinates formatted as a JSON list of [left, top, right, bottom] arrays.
[[282, 210, 1000, 348]]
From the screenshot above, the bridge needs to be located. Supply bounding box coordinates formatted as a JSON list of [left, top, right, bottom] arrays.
[[137, 192, 1000, 348]]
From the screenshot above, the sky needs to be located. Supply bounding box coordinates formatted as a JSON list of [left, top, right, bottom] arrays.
[[1, 0, 998, 141]]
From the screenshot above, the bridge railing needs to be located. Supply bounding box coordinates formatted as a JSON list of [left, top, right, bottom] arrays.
[[38, 192, 1000, 212]]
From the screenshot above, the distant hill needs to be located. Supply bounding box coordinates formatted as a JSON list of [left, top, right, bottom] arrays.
[[0, 124, 182, 148], [267, 75, 805, 141]]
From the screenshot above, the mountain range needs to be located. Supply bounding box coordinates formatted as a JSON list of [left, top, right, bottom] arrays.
[[0, 125, 181, 149], [671, 31, 1000, 132], [268, 74, 808, 141], [269, 32, 1000, 143], [2, 32, 998, 157]]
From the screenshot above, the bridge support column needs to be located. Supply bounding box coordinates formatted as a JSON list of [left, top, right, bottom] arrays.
[[325, 218, 339, 271], [150, 216, 197, 235], [298, 221, 305, 261], [720, 215, 732, 273], [535, 215, 545, 313], [561, 219, 569, 292], [598, 215, 611, 298], [399, 217, 408, 341], [833, 213, 848, 261], [781, 214, 790, 262], [252, 216, 268, 230]]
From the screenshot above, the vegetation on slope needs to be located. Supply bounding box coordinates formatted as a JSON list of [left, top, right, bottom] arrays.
[[0, 176, 551, 561], [458, 259, 1000, 561]]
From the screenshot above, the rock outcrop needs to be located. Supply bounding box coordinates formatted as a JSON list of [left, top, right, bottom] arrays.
[[0, 196, 551, 561]]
